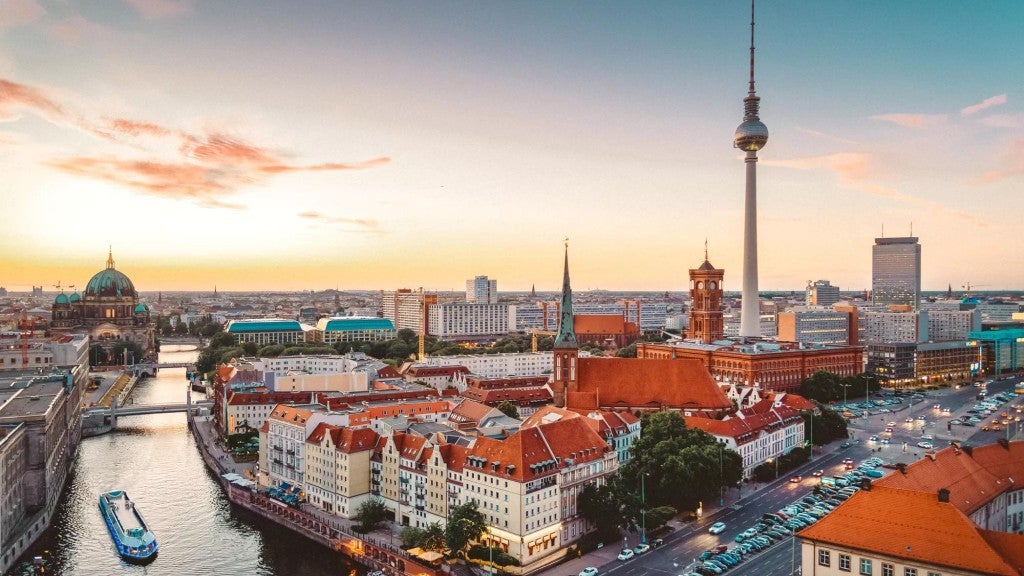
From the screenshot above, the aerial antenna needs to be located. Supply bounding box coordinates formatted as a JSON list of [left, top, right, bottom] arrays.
[[910, 221, 913, 236], [705, 237, 709, 261]]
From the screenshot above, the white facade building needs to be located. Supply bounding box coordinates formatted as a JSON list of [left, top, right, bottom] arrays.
[[427, 302, 514, 341], [466, 276, 498, 304]]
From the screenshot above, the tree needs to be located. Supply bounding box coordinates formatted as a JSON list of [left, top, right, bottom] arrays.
[[400, 525, 426, 548], [621, 411, 743, 512], [421, 522, 446, 552], [616, 343, 638, 358], [804, 407, 849, 445], [644, 505, 678, 532], [444, 501, 487, 556], [495, 400, 520, 419], [353, 498, 388, 533], [578, 482, 624, 540]]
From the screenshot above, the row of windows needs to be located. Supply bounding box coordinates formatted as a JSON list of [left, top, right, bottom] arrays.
[[819, 550, 938, 576]]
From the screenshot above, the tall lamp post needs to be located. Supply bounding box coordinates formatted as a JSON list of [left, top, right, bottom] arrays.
[[719, 445, 725, 506], [640, 473, 648, 545], [862, 375, 871, 422]]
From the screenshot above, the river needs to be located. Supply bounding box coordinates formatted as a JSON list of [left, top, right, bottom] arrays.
[[18, 345, 364, 576]]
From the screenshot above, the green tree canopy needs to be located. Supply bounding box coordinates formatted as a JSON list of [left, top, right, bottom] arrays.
[[621, 411, 743, 512], [495, 400, 520, 419], [445, 501, 487, 556], [353, 498, 388, 533]]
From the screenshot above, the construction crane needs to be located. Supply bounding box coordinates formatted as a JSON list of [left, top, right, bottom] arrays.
[[19, 310, 33, 367], [962, 282, 989, 299], [418, 287, 426, 361]]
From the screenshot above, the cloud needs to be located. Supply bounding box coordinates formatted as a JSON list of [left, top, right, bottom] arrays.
[[869, 113, 947, 129], [124, 0, 196, 19], [0, 0, 45, 32], [978, 114, 1023, 130], [796, 127, 861, 146], [961, 94, 1008, 116], [298, 211, 381, 232], [767, 152, 984, 226], [976, 139, 1024, 184], [1, 76, 390, 206], [46, 15, 116, 45]]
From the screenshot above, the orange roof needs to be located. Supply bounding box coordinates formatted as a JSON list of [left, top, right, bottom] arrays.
[[799, 485, 1022, 576], [574, 315, 638, 336], [449, 399, 497, 426], [268, 404, 313, 425], [571, 357, 732, 412], [437, 443, 468, 473], [684, 403, 801, 445], [465, 413, 610, 483], [875, 443, 1011, 515], [461, 387, 552, 406], [967, 440, 1024, 486], [762, 391, 816, 411]]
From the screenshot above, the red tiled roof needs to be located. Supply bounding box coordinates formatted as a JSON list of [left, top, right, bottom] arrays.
[[571, 357, 732, 411], [762, 391, 816, 411], [799, 485, 1021, 576], [228, 391, 312, 406], [574, 315, 639, 336], [405, 365, 471, 378], [335, 427, 379, 453], [268, 404, 313, 425], [438, 443, 468, 473], [461, 387, 552, 406], [449, 399, 497, 425], [684, 401, 801, 445], [465, 412, 609, 483], [466, 376, 549, 389], [875, 443, 1010, 515]]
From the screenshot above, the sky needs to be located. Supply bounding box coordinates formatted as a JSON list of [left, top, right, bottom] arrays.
[[1, 1, 1022, 293]]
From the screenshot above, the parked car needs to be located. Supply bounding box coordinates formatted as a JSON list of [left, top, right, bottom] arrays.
[[579, 568, 599, 576], [617, 549, 635, 561], [917, 441, 934, 449], [633, 543, 650, 555]]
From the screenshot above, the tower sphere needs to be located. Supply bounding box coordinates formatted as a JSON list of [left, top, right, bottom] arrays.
[[734, 119, 769, 152]]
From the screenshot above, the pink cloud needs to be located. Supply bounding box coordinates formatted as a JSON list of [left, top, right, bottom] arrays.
[[2, 76, 390, 207], [961, 94, 1008, 116], [869, 113, 947, 129], [124, 0, 196, 19], [977, 139, 1024, 184], [978, 114, 1023, 129], [0, 0, 45, 32], [46, 15, 116, 45], [297, 211, 381, 232]]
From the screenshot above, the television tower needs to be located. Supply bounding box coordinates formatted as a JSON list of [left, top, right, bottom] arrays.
[[734, 0, 768, 338]]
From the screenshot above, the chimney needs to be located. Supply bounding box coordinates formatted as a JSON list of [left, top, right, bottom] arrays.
[[938, 488, 950, 503], [963, 445, 973, 456], [859, 478, 871, 491], [997, 438, 1010, 450], [897, 463, 907, 475]]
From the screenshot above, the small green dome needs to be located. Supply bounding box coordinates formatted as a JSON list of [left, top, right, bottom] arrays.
[[54, 293, 70, 305], [69, 292, 81, 303], [134, 303, 148, 313]]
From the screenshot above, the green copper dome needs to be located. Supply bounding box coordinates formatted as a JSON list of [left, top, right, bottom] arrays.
[[134, 303, 148, 313], [54, 293, 70, 305], [84, 249, 137, 298], [69, 292, 81, 303]]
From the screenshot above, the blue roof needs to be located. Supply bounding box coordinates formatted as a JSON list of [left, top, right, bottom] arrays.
[[228, 319, 303, 333], [320, 317, 395, 332]]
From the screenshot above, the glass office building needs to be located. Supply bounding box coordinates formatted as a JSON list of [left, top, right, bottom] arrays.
[[872, 237, 921, 309]]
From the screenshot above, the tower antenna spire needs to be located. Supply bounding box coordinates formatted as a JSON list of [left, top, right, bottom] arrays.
[[748, 0, 756, 98], [705, 237, 709, 261]]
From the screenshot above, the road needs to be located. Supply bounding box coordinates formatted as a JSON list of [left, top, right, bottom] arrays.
[[559, 375, 1022, 576]]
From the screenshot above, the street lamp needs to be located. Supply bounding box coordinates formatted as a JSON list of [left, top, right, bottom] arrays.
[[640, 473, 647, 545], [718, 445, 725, 507]]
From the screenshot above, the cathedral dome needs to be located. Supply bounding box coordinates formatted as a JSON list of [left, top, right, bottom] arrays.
[[134, 303, 148, 313], [85, 268, 137, 298], [54, 293, 69, 305], [84, 250, 137, 299], [69, 292, 81, 303]]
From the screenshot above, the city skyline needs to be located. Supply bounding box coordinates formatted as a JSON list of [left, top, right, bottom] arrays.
[[2, 1, 1023, 292]]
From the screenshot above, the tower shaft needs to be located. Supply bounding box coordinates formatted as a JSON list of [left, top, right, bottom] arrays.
[[740, 151, 760, 338]]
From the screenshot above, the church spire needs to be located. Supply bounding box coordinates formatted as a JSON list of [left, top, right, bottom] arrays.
[[554, 239, 577, 349], [106, 246, 115, 269]]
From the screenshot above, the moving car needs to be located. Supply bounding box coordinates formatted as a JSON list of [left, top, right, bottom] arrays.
[[579, 568, 599, 576], [709, 522, 727, 535], [916, 441, 934, 449], [617, 549, 635, 561], [633, 543, 650, 555], [789, 476, 803, 483], [812, 470, 824, 477]]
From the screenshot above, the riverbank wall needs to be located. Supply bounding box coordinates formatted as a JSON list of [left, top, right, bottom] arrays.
[[189, 416, 444, 576]]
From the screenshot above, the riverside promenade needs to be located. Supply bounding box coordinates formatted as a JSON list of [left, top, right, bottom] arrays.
[[190, 415, 444, 576]]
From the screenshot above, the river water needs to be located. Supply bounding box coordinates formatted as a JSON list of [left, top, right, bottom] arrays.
[[18, 345, 364, 576]]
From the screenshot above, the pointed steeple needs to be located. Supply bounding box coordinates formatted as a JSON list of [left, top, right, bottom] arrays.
[[106, 246, 115, 270], [554, 239, 578, 349]]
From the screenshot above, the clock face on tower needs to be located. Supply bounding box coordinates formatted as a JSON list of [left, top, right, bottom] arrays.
[[709, 281, 717, 290]]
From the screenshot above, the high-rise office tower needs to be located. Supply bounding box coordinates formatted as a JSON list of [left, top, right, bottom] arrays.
[[872, 237, 921, 309], [806, 280, 841, 306], [465, 275, 497, 304], [735, 1, 769, 338]]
